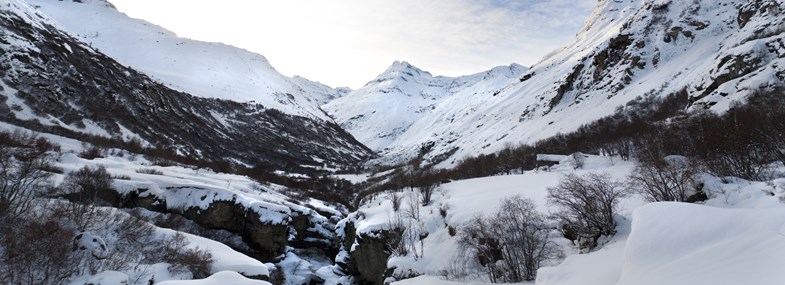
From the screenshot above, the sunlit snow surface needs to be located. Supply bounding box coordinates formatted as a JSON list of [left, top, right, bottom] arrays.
[[336, 155, 785, 285]]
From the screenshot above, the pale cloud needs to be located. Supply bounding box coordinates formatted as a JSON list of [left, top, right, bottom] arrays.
[[108, 0, 594, 88]]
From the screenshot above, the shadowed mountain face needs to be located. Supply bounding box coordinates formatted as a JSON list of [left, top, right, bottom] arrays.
[[0, 2, 373, 171]]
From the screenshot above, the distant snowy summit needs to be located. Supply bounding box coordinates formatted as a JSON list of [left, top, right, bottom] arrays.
[[324, 61, 526, 157], [27, 0, 343, 120]]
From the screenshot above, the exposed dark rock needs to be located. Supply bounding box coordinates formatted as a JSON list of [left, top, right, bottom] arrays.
[[345, 230, 402, 285], [552, 64, 585, 108], [696, 54, 762, 101], [180, 201, 289, 261]]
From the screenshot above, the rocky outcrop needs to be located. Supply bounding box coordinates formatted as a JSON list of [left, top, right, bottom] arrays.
[[336, 220, 402, 285], [181, 201, 289, 261]]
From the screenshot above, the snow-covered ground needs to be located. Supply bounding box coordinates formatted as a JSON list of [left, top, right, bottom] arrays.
[[156, 271, 272, 285], [0, 123, 343, 284], [341, 155, 785, 285]]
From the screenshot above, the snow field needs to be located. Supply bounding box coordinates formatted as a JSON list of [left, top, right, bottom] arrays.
[[337, 155, 785, 285]]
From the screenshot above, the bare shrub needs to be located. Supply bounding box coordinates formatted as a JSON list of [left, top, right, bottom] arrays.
[[103, 212, 214, 279], [0, 131, 58, 218], [458, 196, 559, 282], [136, 168, 164, 175], [59, 165, 114, 230], [79, 143, 105, 160], [162, 233, 214, 279], [113, 174, 132, 180], [0, 215, 77, 285], [547, 173, 626, 251], [628, 156, 702, 202], [389, 192, 403, 211]]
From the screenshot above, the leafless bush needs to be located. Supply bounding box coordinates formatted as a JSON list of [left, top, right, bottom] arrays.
[[112, 174, 132, 180], [458, 196, 559, 282], [0, 215, 77, 285], [547, 173, 626, 251], [389, 192, 403, 211], [136, 168, 164, 175], [100, 211, 214, 279], [0, 131, 58, 218], [79, 143, 105, 160], [59, 165, 114, 230], [628, 156, 702, 202], [162, 233, 214, 279]]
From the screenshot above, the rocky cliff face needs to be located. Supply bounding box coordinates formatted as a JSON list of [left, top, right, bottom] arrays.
[[0, 0, 374, 171]]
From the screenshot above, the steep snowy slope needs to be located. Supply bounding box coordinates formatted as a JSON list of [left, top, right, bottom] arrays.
[[324, 61, 526, 159], [0, 0, 373, 169], [26, 0, 343, 120], [328, 0, 785, 167]]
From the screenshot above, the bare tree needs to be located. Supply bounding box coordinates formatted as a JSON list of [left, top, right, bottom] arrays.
[[458, 196, 559, 282], [628, 156, 701, 202], [0, 131, 57, 218], [547, 172, 626, 251], [0, 215, 77, 285], [59, 165, 114, 230]]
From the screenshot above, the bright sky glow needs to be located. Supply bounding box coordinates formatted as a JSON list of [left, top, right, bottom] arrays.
[[108, 0, 594, 88]]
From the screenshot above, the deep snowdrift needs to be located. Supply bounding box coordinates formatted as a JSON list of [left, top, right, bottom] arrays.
[[615, 203, 785, 285]]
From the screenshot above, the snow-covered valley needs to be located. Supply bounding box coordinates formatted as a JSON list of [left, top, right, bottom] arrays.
[[1, 0, 785, 284]]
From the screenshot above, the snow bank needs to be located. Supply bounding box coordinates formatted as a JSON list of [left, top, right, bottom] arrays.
[[616, 202, 785, 285], [156, 271, 271, 285]]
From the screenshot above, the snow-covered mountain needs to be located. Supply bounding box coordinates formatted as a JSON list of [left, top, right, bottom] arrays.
[[324, 61, 526, 163], [0, 0, 373, 169], [26, 0, 344, 120], [328, 0, 785, 167]]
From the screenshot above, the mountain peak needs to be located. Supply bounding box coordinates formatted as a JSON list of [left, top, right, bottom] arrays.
[[383, 60, 431, 76]]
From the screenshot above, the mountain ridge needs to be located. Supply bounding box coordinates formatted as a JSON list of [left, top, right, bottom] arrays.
[[1, 0, 374, 171], [324, 61, 526, 158], [27, 0, 343, 121], [327, 0, 785, 167]]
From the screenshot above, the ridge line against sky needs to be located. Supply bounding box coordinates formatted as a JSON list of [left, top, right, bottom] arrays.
[[108, 0, 595, 89]]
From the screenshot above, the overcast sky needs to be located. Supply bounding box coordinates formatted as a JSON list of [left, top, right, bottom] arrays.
[[108, 0, 595, 89]]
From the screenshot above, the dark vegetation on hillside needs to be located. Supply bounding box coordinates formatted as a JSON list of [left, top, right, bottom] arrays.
[[357, 87, 785, 206], [405, 87, 785, 182], [0, 130, 214, 284]]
